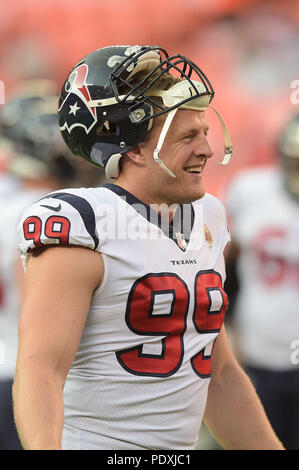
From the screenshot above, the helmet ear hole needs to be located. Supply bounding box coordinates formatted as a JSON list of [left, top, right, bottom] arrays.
[[96, 121, 117, 135]]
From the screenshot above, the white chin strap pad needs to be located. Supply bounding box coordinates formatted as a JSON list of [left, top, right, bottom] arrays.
[[105, 153, 123, 179]]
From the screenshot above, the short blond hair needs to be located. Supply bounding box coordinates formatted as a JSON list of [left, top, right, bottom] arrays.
[[128, 69, 182, 95]]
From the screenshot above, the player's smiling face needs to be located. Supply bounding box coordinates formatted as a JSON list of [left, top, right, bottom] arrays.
[[140, 109, 214, 205]]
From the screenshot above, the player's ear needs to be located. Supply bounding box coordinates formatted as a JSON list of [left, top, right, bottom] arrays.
[[125, 144, 145, 165]]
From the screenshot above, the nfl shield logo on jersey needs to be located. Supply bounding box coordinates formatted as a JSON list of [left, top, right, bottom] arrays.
[[175, 232, 187, 251]]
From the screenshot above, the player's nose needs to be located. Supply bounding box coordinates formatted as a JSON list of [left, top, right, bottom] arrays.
[[193, 135, 214, 160]]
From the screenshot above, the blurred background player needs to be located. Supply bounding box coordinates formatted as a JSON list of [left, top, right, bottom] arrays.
[[0, 84, 106, 449], [0, 80, 59, 198], [224, 113, 299, 450]]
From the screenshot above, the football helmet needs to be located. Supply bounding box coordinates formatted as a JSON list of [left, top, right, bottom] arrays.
[[278, 113, 299, 201], [9, 95, 105, 187], [58, 45, 233, 179], [0, 79, 58, 171], [0, 79, 57, 140], [10, 96, 76, 183]]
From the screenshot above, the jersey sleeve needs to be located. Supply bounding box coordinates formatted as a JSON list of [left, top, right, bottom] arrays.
[[17, 190, 100, 267]]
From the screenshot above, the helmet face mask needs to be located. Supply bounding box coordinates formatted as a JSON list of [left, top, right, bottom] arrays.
[[58, 45, 232, 179], [109, 46, 214, 120], [278, 114, 299, 201], [282, 157, 299, 202]]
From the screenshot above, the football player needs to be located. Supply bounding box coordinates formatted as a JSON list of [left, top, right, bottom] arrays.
[[0, 88, 106, 450], [225, 113, 299, 450], [13, 46, 283, 450]]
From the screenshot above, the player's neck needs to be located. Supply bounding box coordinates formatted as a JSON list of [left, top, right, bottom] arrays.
[[114, 176, 177, 222]]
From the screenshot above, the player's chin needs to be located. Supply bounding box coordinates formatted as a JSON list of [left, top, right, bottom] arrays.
[[176, 179, 206, 204], [189, 187, 206, 202], [184, 174, 206, 201]]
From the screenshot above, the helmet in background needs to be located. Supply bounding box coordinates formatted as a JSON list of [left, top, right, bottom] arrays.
[[278, 113, 299, 201]]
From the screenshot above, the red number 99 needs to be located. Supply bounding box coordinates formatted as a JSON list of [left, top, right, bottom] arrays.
[[23, 215, 71, 250]]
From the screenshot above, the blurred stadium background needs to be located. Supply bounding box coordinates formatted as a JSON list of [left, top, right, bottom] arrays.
[[0, 0, 298, 451], [0, 0, 298, 198]]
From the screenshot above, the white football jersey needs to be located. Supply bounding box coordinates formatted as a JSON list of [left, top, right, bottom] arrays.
[[18, 183, 230, 450], [226, 166, 299, 370]]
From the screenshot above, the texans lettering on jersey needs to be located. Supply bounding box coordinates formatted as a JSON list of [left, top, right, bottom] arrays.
[[17, 183, 230, 450]]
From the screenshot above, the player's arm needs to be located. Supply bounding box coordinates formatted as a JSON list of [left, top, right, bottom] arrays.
[[203, 325, 284, 450], [12, 245, 103, 450]]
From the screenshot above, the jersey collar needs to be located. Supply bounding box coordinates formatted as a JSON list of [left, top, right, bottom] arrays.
[[101, 183, 195, 251]]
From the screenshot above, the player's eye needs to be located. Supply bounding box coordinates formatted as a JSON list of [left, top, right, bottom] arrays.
[[182, 133, 195, 141]]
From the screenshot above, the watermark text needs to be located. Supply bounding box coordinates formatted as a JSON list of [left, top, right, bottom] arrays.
[[290, 340, 299, 365]]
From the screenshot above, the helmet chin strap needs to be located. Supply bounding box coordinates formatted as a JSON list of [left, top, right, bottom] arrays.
[[153, 108, 178, 178], [152, 105, 233, 178], [210, 105, 233, 166], [104, 80, 233, 180], [149, 80, 233, 178]]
